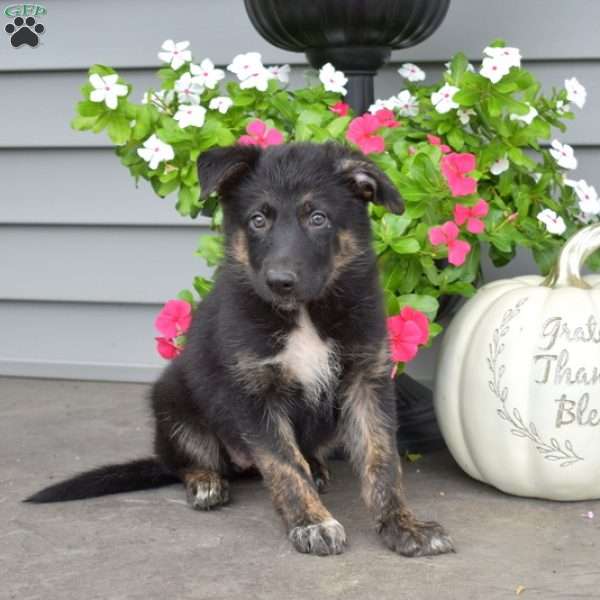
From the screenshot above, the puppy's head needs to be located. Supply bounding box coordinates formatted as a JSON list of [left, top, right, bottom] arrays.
[[197, 142, 403, 310]]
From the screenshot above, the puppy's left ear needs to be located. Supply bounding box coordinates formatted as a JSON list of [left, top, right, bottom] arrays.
[[337, 158, 404, 214], [197, 145, 262, 199]]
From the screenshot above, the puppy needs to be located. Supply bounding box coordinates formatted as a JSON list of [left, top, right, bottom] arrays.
[[26, 142, 454, 557]]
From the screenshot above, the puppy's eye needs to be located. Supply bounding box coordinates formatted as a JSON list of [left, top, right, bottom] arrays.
[[250, 213, 266, 230], [309, 211, 327, 227]]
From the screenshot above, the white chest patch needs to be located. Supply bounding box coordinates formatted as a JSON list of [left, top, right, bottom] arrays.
[[270, 308, 338, 403]]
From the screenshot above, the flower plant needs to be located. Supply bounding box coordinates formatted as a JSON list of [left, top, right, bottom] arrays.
[[72, 39, 596, 369]]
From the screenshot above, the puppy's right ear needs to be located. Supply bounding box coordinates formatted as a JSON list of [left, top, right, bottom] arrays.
[[197, 145, 261, 199]]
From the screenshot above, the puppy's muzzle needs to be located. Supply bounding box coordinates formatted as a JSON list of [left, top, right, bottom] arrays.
[[266, 269, 298, 296]]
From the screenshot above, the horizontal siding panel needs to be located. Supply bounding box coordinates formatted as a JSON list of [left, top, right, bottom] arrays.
[[2, 0, 600, 73], [0, 301, 165, 381], [2, 61, 598, 149], [3, 144, 600, 227], [0, 148, 206, 226], [0, 226, 212, 303]]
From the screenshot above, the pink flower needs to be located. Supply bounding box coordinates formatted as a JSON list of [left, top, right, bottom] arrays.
[[330, 101, 350, 117], [428, 221, 471, 266], [155, 336, 181, 360], [387, 307, 430, 365], [441, 153, 477, 197], [346, 114, 385, 154], [238, 119, 284, 148], [155, 299, 192, 339], [426, 134, 450, 154], [374, 108, 400, 128], [454, 199, 489, 234]]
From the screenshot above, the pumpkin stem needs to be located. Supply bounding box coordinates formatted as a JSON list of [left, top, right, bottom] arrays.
[[542, 223, 600, 289]]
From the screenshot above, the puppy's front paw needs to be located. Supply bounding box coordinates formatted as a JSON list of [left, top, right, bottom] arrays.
[[378, 519, 454, 557], [185, 472, 230, 511], [289, 518, 347, 556]]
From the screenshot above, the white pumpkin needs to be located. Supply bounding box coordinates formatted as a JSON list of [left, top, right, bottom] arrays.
[[435, 224, 600, 501]]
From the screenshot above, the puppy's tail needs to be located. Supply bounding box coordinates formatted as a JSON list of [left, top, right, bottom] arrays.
[[23, 458, 179, 503]]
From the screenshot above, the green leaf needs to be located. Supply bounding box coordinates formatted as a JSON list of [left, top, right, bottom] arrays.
[[396, 294, 439, 321], [390, 237, 420, 254], [196, 234, 224, 267], [133, 105, 154, 139], [326, 116, 351, 138], [71, 115, 97, 131], [384, 290, 400, 316], [77, 100, 104, 117], [177, 289, 196, 305], [447, 128, 464, 151], [193, 276, 214, 299], [177, 184, 201, 217], [106, 114, 131, 145]]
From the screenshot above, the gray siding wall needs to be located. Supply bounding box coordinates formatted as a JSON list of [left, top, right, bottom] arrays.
[[1, 0, 599, 383]]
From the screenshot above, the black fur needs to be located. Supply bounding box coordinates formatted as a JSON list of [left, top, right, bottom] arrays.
[[24, 458, 178, 503], [26, 142, 453, 557]]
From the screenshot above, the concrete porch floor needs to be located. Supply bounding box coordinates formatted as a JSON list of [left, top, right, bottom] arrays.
[[1, 377, 599, 600]]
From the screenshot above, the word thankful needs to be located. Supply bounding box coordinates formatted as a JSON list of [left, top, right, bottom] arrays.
[[534, 349, 600, 386], [555, 393, 600, 428], [539, 315, 600, 352]]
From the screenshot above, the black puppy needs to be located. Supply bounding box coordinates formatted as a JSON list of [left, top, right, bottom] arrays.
[[26, 142, 453, 557]]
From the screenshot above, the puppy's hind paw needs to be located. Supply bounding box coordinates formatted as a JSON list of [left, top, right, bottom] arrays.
[[378, 519, 454, 557], [289, 518, 347, 556]]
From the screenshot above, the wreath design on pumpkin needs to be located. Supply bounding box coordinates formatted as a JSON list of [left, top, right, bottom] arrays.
[[487, 297, 583, 467]]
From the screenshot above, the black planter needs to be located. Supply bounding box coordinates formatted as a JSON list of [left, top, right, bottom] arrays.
[[244, 0, 450, 113], [244, 0, 452, 453]]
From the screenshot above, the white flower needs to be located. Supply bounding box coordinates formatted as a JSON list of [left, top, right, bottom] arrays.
[[240, 68, 274, 92], [490, 156, 509, 175], [431, 84, 459, 114], [532, 172, 543, 184], [550, 139, 577, 170], [227, 52, 265, 80], [510, 104, 538, 125], [190, 59, 225, 90], [457, 108, 475, 125], [483, 46, 521, 69], [174, 72, 203, 105], [89, 74, 128, 110], [319, 63, 348, 95], [158, 40, 192, 71], [537, 209, 566, 235], [137, 134, 175, 170], [268, 64, 291, 84], [556, 100, 569, 115], [398, 63, 425, 82], [209, 96, 233, 114], [480, 56, 511, 83], [141, 89, 175, 112], [395, 90, 419, 117], [174, 104, 207, 129], [565, 77, 586, 109], [228, 52, 274, 91], [568, 179, 600, 215], [368, 99, 390, 113]]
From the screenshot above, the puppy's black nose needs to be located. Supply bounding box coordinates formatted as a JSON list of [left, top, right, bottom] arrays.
[[266, 269, 297, 295]]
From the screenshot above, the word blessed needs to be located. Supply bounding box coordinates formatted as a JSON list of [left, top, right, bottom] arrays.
[[555, 393, 600, 428]]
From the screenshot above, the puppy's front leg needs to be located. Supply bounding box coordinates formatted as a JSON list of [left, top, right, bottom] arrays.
[[248, 410, 346, 556], [341, 369, 454, 557]]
